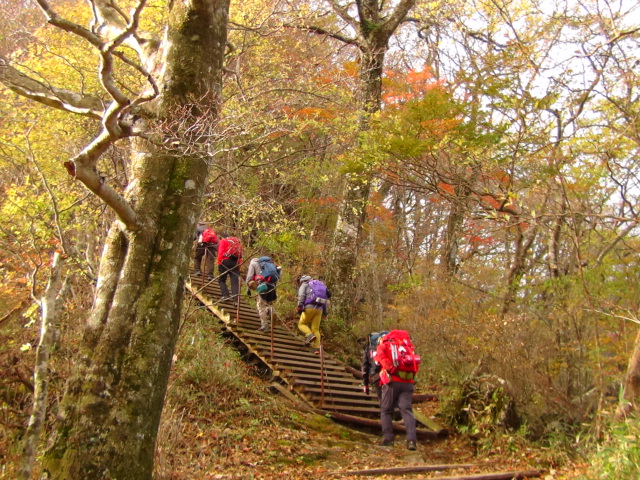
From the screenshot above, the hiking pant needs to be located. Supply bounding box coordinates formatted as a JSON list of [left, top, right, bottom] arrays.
[[298, 307, 322, 349], [194, 243, 216, 276], [257, 294, 273, 329], [380, 382, 417, 443], [218, 258, 239, 298]]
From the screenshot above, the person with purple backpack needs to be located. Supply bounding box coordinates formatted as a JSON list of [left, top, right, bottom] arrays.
[[296, 275, 331, 354]]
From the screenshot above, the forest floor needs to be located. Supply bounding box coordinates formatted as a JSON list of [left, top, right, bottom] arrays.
[[157, 359, 592, 480], [0, 313, 594, 480]]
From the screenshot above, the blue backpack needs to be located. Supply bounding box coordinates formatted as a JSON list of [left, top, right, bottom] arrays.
[[304, 279, 328, 306], [367, 331, 388, 376], [257, 256, 280, 284]]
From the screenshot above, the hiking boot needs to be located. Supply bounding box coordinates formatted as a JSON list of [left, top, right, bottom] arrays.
[[304, 333, 316, 345], [194, 271, 202, 277], [257, 326, 268, 332], [407, 440, 417, 451], [379, 439, 394, 447], [313, 348, 320, 355]]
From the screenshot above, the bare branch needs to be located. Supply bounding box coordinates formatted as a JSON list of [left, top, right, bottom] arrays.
[[380, 0, 416, 37], [35, 0, 103, 48], [286, 24, 358, 46], [330, 0, 358, 28], [67, 130, 138, 229], [0, 55, 104, 119]]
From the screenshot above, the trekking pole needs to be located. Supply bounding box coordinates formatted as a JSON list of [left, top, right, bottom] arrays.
[[200, 252, 205, 290], [320, 342, 325, 408]]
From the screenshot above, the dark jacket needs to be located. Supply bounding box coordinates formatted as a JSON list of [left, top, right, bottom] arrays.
[[361, 342, 382, 387]]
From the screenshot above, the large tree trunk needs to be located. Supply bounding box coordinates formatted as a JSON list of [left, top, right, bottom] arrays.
[[327, 0, 416, 315], [41, 1, 230, 478], [327, 46, 384, 316]]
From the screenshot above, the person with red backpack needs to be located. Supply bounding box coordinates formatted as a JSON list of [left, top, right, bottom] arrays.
[[216, 233, 243, 304], [296, 275, 331, 354], [375, 330, 421, 450], [193, 222, 218, 278]]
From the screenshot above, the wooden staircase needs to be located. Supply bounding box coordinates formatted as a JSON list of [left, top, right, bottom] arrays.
[[186, 272, 447, 439]]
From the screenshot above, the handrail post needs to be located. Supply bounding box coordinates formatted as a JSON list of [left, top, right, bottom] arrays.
[[235, 276, 241, 322], [270, 305, 274, 358], [320, 343, 325, 407]]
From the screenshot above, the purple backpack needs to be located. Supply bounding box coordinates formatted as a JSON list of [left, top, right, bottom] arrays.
[[304, 279, 328, 306]]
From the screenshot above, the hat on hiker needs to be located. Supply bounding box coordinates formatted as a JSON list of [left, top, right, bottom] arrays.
[[300, 275, 312, 283]]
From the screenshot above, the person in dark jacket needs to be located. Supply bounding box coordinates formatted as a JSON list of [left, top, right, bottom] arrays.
[[361, 331, 388, 403], [194, 222, 218, 278]]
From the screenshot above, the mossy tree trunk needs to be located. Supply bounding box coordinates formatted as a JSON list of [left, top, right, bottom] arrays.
[[37, 1, 230, 478]]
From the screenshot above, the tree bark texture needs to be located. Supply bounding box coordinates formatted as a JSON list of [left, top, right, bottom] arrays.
[[40, 1, 230, 479]]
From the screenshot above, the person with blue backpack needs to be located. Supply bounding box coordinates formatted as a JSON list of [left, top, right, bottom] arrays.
[[246, 256, 282, 332], [296, 275, 331, 354], [361, 331, 389, 403]]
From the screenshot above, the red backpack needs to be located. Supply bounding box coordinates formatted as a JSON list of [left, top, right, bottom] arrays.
[[382, 330, 421, 374], [201, 228, 217, 244], [224, 236, 242, 259]]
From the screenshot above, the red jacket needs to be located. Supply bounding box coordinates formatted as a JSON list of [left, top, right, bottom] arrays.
[[217, 237, 243, 265], [375, 341, 415, 384]]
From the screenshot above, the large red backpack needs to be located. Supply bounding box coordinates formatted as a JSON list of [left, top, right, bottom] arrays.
[[382, 330, 421, 374], [224, 236, 242, 259], [201, 228, 217, 244]]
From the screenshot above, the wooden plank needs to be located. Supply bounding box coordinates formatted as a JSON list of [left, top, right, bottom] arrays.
[[290, 377, 363, 388], [290, 373, 360, 383], [413, 409, 449, 437], [337, 463, 477, 476], [269, 382, 315, 412]]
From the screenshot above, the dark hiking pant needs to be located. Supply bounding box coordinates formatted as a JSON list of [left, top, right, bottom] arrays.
[[218, 258, 239, 298], [380, 381, 417, 442], [194, 243, 217, 276]]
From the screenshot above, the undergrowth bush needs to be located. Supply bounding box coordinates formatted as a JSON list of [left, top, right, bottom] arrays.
[[580, 417, 640, 480]]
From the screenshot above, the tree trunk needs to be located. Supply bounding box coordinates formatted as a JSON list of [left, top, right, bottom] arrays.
[[616, 326, 640, 419], [500, 222, 537, 318], [440, 183, 471, 275], [20, 252, 66, 480], [41, 1, 230, 478], [327, 48, 384, 315], [327, 0, 416, 317]]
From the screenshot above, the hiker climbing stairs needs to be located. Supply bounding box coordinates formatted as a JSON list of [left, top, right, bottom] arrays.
[[186, 272, 447, 439]]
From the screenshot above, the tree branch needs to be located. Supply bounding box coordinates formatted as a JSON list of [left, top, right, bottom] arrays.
[[0, 55, 105, 119], [288, 24, 359, 46], [67, 130, 138, 229], [380, 0, 416, 37]]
